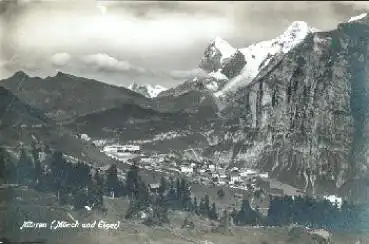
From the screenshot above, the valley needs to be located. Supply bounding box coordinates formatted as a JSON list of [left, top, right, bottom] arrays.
[[1, 5, 369, 243]]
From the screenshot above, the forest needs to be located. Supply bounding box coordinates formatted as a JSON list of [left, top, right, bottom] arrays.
[[0, 145, 368, 232]]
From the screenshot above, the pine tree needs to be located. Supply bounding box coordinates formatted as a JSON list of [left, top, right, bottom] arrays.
[[236, 199, 257, 226], [73, 187, 89, 209], [93, 169, 104, 207], [44, 144, 51, 154], [159, 176, 168, 196], [167, 183, 177, 208], [204, 195, 210, 213], [209, 202, 218, 220], [193, 197, 199, 215], [50, 151, 64, 174], [136, 177, 149, 209], [126, 163, 139, 199], [4, 159, 17, 184], [219, 209, 231, 233], [151, 202, 170, 225], [217, 188, 225, 199], [180, 179, 192, 210], [199, 195, 210, 216], [17, 147, 35, 185], [31, 141, 40, 163], [0, 147, 6, 182], [168, 176, 175, 189], [58, 184, 68, 205], [34, 159, 42, 186], [230, 208, 238, 223], [50, 151, 65, 195], [175, 178, 181, 202], [106, 164, 119, 197]]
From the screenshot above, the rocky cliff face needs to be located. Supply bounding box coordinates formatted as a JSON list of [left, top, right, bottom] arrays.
[[209, 15, 369, 196]]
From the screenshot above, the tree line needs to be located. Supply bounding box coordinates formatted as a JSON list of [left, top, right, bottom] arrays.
[[0, 145, 368, 231], [0, 145, 219, 225]]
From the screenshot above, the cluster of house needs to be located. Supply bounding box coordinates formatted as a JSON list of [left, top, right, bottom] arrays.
[[101, 143, 288, 199], [103, 144, 141, 155], [116, 145, 141, 154], [177, 159, 289, 198]]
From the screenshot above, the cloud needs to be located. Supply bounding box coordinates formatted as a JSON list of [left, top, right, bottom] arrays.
[[169, 68, 208, 80], [51, 52, 71, 67], [81, 53, 146, 74], [229, 1, 369, 43], [2, 1, 369, 85]]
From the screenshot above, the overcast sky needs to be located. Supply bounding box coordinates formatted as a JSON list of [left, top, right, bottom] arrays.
[[0, 0, 368, 88]]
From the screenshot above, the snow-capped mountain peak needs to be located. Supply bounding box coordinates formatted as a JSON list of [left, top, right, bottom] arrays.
[[275, 21, 312, 53], [212, 21, 315, 96], [168, 21, 316, 100], [199, 36, 237, 73], [211, 36, 236, 63], [128, 82, 167, 98]]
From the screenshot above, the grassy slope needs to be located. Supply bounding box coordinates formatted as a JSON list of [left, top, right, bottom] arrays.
[[1, 187, 368, 244]]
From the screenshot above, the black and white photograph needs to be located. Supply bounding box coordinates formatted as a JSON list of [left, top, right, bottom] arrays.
[[1, 1, 369, 243]]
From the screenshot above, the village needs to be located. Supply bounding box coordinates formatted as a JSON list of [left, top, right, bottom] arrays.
[[97, 142, 343, 211], [100, 143, 295, 197]]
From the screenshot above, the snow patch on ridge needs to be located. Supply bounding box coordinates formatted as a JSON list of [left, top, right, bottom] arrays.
[[128, 82, 167, 98], [212, 36, 236, 64], [348, 13, 367, 22], [216, 21, 312, 96]]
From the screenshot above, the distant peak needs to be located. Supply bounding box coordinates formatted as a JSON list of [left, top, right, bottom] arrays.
[[288, 21, 309, 29], [127, 82, 167, 98], [56, 71, 66, 77], [54, 71, 76, 79], [211, 36, 234, 51], [12, 70, 29, 78], [128, 81, 138, 90], [272, 20, 313, 53], [212, 36, 227, 44], [283, 21, 311, 35]]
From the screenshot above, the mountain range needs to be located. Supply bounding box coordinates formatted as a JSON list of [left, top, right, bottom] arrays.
[[0, 71, 151, 122], [1, 13, 369, 201]]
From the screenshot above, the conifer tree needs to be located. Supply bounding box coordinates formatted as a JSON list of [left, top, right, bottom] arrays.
[[126, 163, 139, 199], [159, 176, 168, 196], [0, 147, 6, 182], [4, 159, 17, 184], [217, 188, 225, 199], [199, 195, 210, 216], [17, 147, 35, 185], [236, 199, 257, 226], [209, 202, 218, 220], [92, 169, 104, 207], [106, 164, 119, 196], [193, 197, 199, 214]]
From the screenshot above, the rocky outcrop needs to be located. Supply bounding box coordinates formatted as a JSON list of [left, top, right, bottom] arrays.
[[221, 50, 247, 79], [199, 37, 236, 73], [207, 16, 369, 197]]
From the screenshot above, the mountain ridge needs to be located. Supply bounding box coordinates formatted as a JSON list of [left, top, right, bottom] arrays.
[[163, 21, 316, 99], [0, 71, 152, 121]]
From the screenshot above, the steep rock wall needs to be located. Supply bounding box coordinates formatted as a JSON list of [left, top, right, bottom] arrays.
[[215, 19, 369, 196]]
